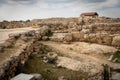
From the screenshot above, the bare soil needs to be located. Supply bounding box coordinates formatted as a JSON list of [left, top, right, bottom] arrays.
[[41, 41, 120, 69]]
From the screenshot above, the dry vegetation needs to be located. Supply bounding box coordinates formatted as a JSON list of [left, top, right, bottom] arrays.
[[22, 54, 88, 80]]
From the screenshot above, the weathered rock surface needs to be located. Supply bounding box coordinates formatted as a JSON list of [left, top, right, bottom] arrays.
[[11, 73, 42, 80], [112, 35, 120, 47], [56, 56, 103, 77]]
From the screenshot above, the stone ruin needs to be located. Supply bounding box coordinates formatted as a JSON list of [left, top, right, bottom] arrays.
[[0, 16, 120, 80], [0, 27, 50, 80]]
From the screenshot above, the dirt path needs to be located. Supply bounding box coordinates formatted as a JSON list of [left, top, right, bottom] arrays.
[[0, 27, 39, 43], [41, 41, 120, 69]]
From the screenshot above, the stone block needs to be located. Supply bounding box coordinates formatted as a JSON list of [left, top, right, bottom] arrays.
[[42, 36, 48, 41], [0, 46, 4, 52], [0, 41, 13, 48], [112, 35, 120, 47], [11, 73, 35, 80], [72, 32, 84, 41], [8, 33, 21, 39], [102, 35, 112, 45], [64, 34, 73, 42]]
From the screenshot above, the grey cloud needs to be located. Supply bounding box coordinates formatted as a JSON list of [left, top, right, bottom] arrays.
[[43, 0, 107, 9], [0, 0, 108, 6], [46, 0, 74, 3], [0, 0, 39, 6], [80, 0, 107, 3], [0, 0, 8, 6], [70, 0, 120, 11], [46, 0, 106, 4], [11, 0, 37, 4], [95, 0, 120, 9]]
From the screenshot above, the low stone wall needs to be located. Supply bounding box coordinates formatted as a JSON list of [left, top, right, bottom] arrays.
[[0, 43, 31, 80], [72, 32, 120, 47], [0, 27, 49, 80], [89, 23, 120, 34], [48, 17, 120, 48], [41, 22, 120, 34], [80, 17, 120, 25], [1, 17, 120, 34], [51, 32, 120, 48], [0, 21, 31, 29]]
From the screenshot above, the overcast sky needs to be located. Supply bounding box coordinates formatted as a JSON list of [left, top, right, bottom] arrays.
[[0, 0, 120, 21]]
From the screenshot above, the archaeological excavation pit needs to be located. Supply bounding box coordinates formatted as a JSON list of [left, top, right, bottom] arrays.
[[0, 17, 120, 80]]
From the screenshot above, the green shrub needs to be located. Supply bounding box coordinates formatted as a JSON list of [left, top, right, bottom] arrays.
[[114, 51, 120, 59], [0, 25, 6, 29], [45, 29, 53, 37], [69, 48, 73, 50]]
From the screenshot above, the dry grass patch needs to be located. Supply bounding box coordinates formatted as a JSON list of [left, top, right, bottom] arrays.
[[21, 54, 88, 80]]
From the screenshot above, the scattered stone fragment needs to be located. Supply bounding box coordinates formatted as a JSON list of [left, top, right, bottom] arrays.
[[58, 76, 67, 80], [107, 55, 114, 61], [112, 58, 118, 63], [64, 34, 73, 43], [0, 46, 4, 52], [112, 73, 120, 80], [42, 36, 48, 41], [31, 73, 42, 80]]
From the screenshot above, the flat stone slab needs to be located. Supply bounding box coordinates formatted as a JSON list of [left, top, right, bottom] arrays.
[[11, 73, 35, 80], [56, 56, 101, 76], [112, 73, 120, 80]]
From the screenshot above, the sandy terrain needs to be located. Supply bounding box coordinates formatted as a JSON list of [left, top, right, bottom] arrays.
[[0, 27, 39, 43]]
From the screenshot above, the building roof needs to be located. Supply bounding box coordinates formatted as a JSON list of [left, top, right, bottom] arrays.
[[80, 12, 98, 16]]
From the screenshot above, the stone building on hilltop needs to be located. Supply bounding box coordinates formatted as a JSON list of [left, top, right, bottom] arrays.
[[80, 12, 99, 18]]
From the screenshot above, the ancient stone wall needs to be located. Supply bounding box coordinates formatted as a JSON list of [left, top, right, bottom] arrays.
[[0, 27, 49, 80], [72, 32, 120, 47], [49, 17, 120, 47], [51, 32, 120, 48], [89, 23, 120, 34], [0, 21, 31, 29], [0, 17, 120, 34], [33, 17, 120, 34]]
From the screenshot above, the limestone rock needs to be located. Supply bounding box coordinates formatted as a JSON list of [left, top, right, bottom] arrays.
[[112, 73, 120, 80], [64, 34, 73, 43], [0, 41, 13, 48], [31, 73, 42, 80], [9, 33, 21, 39], [102, 35, 112, 45], [42, 36, 48, 41], [107, 55, 114, 61], [112, 36, 120, 47], [56, 56, 102, 77], [40, 26, 49, 36], [72, 32, 84, 41], [81, 29, 90, 34], [11, 73, 42, 80], [27, 30, 35, 36], [20, 34, 28, 42], [58, 76, 67, 80], [0, 46, 4, 52], [112, 58, 118, 63], [47, 52, 58, 63]]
